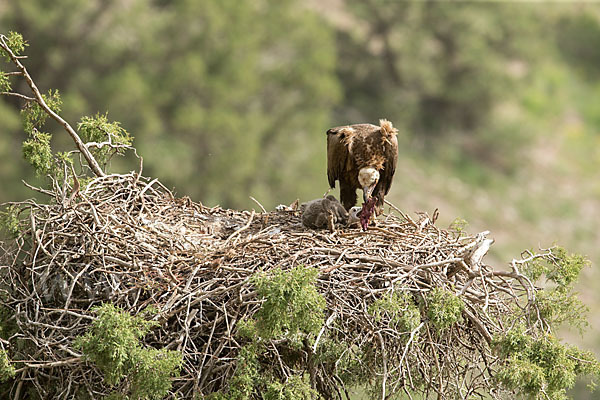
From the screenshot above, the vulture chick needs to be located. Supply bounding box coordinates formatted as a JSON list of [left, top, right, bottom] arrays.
[[301, 195, 348, 230], [326, 119, 398, 228], [347, 206, 362, 227]]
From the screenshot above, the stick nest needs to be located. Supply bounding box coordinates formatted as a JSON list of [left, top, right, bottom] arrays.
[[1, 172, 542, 399]]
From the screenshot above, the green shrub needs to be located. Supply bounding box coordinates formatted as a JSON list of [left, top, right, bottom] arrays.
[[78, 113, 133, 165], [426, 288, 464, 332], [75, 304, 182, 400], [494, 327, 600, 399], [0, 205, 21, 239], [252, 265, 325, 341], [0, 350, 15, 383], [368, 291, 421, 333], [522, 247, 591, 331]]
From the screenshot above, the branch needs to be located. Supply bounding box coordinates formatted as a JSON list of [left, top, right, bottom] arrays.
[[14, 357, 82, 373], [0, 91, 35, 101], [0, 34, 105, 177]]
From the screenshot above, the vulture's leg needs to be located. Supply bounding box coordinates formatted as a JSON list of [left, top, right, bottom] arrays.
[[374, 190, 386, 216], [340, 181, 358, 211]]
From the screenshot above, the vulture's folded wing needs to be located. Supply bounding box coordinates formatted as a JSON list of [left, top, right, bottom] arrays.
[[326, 126, 352, 189], [381, 133, 398, 195]]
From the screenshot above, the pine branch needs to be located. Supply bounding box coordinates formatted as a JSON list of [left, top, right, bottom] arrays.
[[0, 34, 105, 178]]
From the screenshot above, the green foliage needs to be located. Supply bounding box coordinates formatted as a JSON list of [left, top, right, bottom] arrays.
[[494, 324, 532, 360], [522, 248, 590, 331], [208, 344, 319, 400], [21, 89, 62, 134], [252, 265, 325, 341], [494, 326, 600, 400], [0, 350, 15, 383], [556, 13, 600, 80], [209, 266, 325, 399], [449, 218, 469, 235], [226, 344, 260, 400], [368, 291, 421, 332], [1, 31, 27, 61], [521, 255, 547, 283], [535, 288, 588, 332], [19, 89, 62, 175], [313, 336, 347, 366], [340, 345, 382, 391], [546, 247, 588, 288], [75, 304, 182, 400], [425, 288, 464, 332], [311, 335, 376, 390], [78, 113, 133, 165], [236, 319, 257, 341], [341, 2, 541, 140], [496, 356, 546, 396], [0, 205, 21, 239], [0, 72, 10, 92], [22, 130, 53, 176], [263, 375, 319, 400]]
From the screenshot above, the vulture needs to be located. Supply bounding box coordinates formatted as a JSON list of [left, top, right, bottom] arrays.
[[326, 119, 398, 229]]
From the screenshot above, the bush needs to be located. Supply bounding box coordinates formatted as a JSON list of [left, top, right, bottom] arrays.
[[75, 304, 182, 400]]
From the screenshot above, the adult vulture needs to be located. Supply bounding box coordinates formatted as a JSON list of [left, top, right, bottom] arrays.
[[326, 119, 398, 229]]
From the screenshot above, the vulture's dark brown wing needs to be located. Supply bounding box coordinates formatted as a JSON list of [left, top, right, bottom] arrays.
[[380, 133, 398, 195], [326, 126, 352, 189]]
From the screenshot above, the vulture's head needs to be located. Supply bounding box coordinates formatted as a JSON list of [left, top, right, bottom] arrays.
[[358, 167, 379, 203]]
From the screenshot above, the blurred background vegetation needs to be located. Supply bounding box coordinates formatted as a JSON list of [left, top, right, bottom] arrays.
[[1, 1, 600, 397]]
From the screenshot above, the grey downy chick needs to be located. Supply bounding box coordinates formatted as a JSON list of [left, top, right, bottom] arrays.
[[347, 206, 361, 227], [301, 195, 349, 229]]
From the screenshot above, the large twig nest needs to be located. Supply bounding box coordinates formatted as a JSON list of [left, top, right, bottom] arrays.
[[0, 172, 541, 399]]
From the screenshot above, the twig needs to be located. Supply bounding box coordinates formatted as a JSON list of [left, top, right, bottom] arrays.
[[223, 210, 255, 247], [0, 91, 35, 101], [313, 312, 337, 353], [249, 196, 267, 213], [377, 331, 388, 400], [15, 357, 82, 373]]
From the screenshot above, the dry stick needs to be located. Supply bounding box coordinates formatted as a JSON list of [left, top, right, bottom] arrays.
[[377, 331, 388, 400], [312, 246, 463, 272], [14, 357, 82, 373], [312, 311, 337, 353], [385, 199, 417, 226], [13, 370, 26, 400], [0, 91, 35, 101], [223, 210, 255, 247], [0, 35, 105, 177], [463, 307, 493, 345], [249, 196, 267, 213]]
